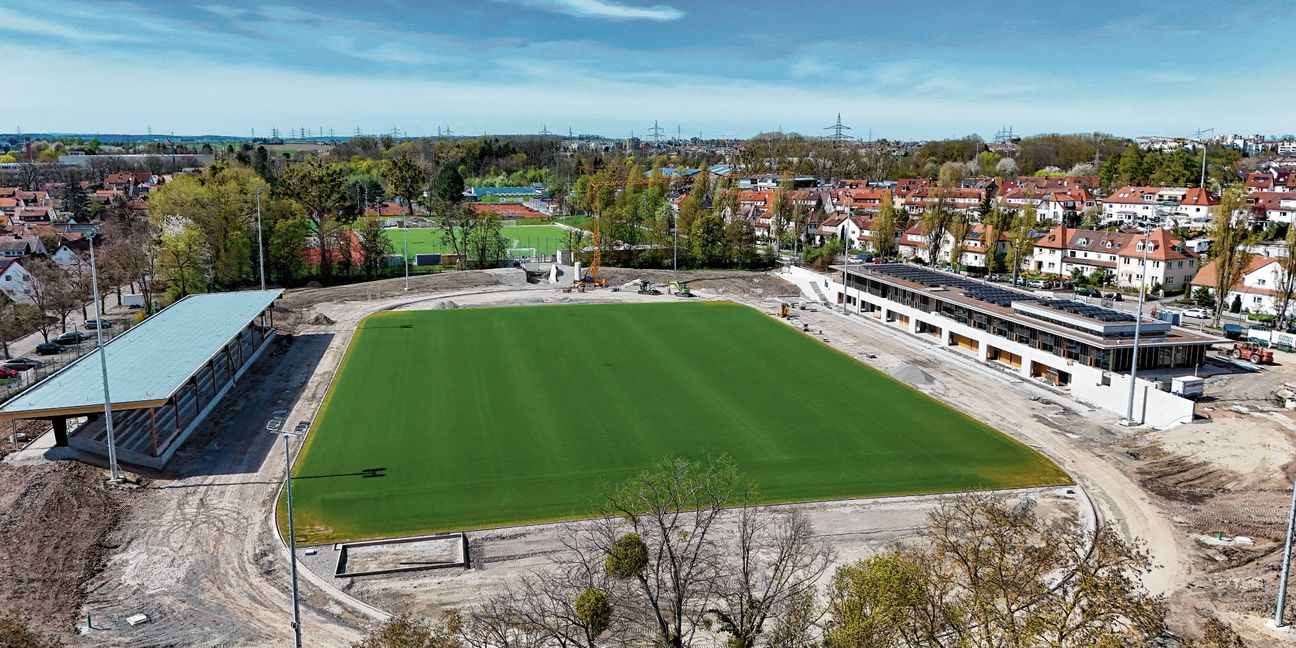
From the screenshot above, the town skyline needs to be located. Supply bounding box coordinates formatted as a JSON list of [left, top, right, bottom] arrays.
[[4, 0, 1295, 138]]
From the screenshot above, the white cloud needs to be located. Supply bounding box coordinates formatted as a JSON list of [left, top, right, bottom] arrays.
[[520, 0, 683, 21], [0, 7, 136, 42], [199, 4, 250, 19]]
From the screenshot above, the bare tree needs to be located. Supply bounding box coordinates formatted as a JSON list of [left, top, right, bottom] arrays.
[[1211, 185, 1254, 327], [707, 507, 833, 648], [597, 456, 739, 648], [15, 259, 65, 342], [1274, 226, 1296, 330]]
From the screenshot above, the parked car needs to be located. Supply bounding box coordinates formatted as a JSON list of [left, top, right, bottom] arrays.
[[1102, 291, 1124, 302], [35, 342, 67, 356], [1181, 307, 1210, 319], [2, 357, 44, 371], [54, 331, 92, 345], [1075, 287, 1099, 297], [1027, 279, 1052, 289], [83, 319, 114, 330], [0, 367, 19, 381]]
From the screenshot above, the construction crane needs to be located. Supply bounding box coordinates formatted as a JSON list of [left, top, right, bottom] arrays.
[[583, 176, 664, 286], [1137, 128, 1214, 186]]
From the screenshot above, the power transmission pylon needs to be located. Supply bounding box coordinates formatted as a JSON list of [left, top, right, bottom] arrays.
[[540, 125, 553, 136], [824, 113, 852, 141], [648, 120, 665, 146]]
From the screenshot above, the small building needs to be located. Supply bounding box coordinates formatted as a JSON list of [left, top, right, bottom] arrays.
[[0, 290, 283, 468], [1191, 254, 1292, 315]]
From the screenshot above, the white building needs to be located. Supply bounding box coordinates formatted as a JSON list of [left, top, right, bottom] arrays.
[[0, 258, 34, 303], [1191, 254, 1293, 315]]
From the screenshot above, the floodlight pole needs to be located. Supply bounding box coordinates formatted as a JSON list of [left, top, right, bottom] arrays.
[[1124, 228, 1150, 427], [403, 211, 411, 291], [255, 188, 266, 292], [841, 235, 850, 315], [672, 212, 678, 273], [88, 231, 122, 483], [1275, 475, 1296, 627], [282, 433, 302, 648]]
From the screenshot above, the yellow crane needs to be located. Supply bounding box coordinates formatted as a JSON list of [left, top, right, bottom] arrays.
[[583, 175, 666, 286]]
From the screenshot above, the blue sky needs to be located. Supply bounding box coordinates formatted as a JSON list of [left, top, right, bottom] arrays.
[[4, 0, 1294, 139]]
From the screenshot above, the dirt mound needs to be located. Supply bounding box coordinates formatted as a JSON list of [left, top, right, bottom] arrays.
[[0, 462, 123, 638], [278, 271, 502, 310], [432, 300, 459, 309], [888, 363, 934, 386], [307, 312, 336, 325]]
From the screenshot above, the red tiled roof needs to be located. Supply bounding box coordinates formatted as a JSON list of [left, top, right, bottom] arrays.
[[1191, 253, 1282, 293], [1114, 228, 1195, 261], [1179, 187, 1219, 206]]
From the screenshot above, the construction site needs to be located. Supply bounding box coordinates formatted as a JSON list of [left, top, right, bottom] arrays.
[[3, 261, 1296, 646]]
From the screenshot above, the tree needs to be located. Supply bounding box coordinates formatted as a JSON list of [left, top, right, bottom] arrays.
[[352, 614, 460, 648], [158, 218, 210, 297], [1008, 206, 1037, 285], [357, 218, 395, 279], [438, 200, 474, 268], [279, 157, 354, 277], [148, 164, 267, 286], [466, 211, 508, 269], [690, 210, 727, 268], [724, 218, 759, 268], [1276, 226, 1296, 330], [983, 206, 1012, 273], [825, 495, 1165, 648], [599, 456, 741, 648], [62, 181, 91, 221], [1210, 186, 1253, 326], [947, 212, 969, 273], [252, 145, 273, 180], [15, 259, 67, 342], [872, 196, 899, 258], [921, 204, 953, 267], [707, 507, 832, 648], [384, 153, 431, 231], [433, 165, 466, 204]]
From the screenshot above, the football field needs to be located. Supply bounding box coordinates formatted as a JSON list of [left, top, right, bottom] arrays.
[[383, 225, 568, 257], [290, 302, 1068, 542]]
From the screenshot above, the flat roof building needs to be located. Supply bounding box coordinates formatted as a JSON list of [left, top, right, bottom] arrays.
[[0, 290, 282, 468]]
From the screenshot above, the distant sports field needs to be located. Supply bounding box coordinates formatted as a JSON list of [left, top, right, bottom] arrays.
[[290, 302, 1067, 542], [383, 225, 568, 256]]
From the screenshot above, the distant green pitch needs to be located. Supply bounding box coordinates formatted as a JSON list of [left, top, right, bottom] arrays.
[[382, 225, 568, 256], [289, 302, 1068, 542]]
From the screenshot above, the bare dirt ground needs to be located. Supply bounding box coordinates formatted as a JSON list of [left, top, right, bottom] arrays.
[[0, 462, 122, 639]]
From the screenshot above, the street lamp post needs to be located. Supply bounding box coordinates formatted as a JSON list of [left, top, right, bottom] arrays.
[[403, 211, 411, 291], [1124, 228, 1151, 426], [841, 234, 850, 315], [255, 188, 266, 292], [265, 414, 307, 648], [88, 230, 122, 483]]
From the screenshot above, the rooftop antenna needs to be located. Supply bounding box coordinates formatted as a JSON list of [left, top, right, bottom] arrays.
[[648, 119, 665, 145], [824, 113, 852, 141]]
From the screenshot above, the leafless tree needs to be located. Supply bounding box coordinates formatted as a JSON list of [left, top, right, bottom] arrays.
[[707, 507, 833, 648]]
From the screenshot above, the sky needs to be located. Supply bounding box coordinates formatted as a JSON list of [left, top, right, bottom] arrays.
[[3, 0, 1295, 140]]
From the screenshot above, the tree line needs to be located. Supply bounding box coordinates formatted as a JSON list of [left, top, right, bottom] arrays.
[[349, 456, 1244, 648]]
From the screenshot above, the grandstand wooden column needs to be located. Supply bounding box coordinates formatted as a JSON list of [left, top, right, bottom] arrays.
[[52, 417, 68, 447], [148, 408, 159, 456]]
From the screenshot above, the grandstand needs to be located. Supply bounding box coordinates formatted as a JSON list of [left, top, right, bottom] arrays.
[[0, 290, 282, 468]]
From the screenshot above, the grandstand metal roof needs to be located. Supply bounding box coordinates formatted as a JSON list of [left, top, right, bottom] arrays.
[[0, 290, 281, 419]]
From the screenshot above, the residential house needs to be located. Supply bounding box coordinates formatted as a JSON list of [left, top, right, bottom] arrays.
[[1031, 225, 1129, 278], [1247, 192, 1296, 224], [1172, 187, 1220, 227], [1191, 254, 1292, 315], [1035, 186, 1097, 224], [897, 222, 1006, 270], [1114, 228, 1198, 292], [1245, 170, 1294, 193], [824, 187, 888, 214], [0, 232, 46, 258], [0, 257, 34, 303], [1101, 186, 1187, 225], [903, 187, 988, 216]]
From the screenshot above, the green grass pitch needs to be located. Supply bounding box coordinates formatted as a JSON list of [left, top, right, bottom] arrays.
[[290, 302, 1068, 542], [383, 225, 569, 256]]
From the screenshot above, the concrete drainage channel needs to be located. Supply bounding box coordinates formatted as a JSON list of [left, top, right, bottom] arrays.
[[334, 532, 470, 577]]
